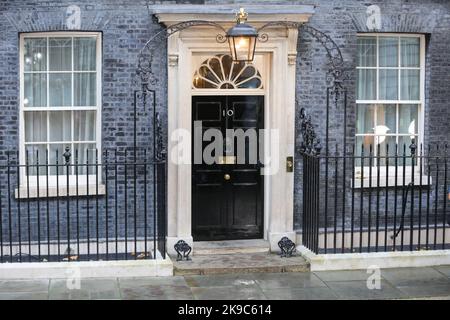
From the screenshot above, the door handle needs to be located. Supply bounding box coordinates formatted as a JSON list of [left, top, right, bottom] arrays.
[[224, 174, 231, 181]]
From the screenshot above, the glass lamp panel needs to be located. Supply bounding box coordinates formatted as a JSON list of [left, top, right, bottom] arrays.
[[49, 73, 72, 106], [24, 38, 47, 72], [49, 111, 71, 142], [24, 73, 47, 107], [357, 37, 376, 67], [379, 37, 398, 67], [379, 69, 398, 100], [356, 104, 375, 134], [49, 38, 72, 71], [24, 111, 47, 142]]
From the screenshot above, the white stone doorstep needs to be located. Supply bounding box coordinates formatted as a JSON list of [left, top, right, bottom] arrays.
[[0, 258, 173, 280], [298, 245, 450, 271]]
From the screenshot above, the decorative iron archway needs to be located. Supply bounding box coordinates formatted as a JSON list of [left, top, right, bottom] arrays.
[[133, 19, 348, 255], [133, 20, 348, 161]]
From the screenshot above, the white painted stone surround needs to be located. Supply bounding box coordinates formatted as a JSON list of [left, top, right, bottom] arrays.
[[151, 5, 315, 254]]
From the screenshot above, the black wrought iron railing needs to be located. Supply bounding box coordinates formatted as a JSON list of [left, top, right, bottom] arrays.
[[0, 148, 166, 263], [302, 143, 449, 254]]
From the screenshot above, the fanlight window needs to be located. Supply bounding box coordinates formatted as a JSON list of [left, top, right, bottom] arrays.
[[193, 54, 263, 89]]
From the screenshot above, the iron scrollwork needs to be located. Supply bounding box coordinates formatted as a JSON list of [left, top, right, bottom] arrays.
[[257, 21, 348, 101], [174, 240, 192, 261], [299, 108, 322, 156], [278, 236, 296, 258]]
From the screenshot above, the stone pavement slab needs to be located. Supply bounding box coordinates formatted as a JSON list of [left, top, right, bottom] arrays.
[[0, 266, 450, 300], [49, 278, 120, 300], [434, 265, 450, 278], [380, 267, 450, 287], [313, 270, 371, 282], [0, 279, 49, 293], [191, 285, 267, 300], [252, 272, 326, 289], [262, 287, 338, 300], [325, 280, 408, 300], [119, 276, 194, 300], [396, 283, 450, 298]]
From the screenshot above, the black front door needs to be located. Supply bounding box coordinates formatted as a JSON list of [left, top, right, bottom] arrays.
[[192, 95, 264, 241]]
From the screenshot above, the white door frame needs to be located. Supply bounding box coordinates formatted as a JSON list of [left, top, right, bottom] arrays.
[[152, 5, 314, 253]]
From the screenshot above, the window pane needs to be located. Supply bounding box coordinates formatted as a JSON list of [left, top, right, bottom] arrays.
[[24, 38, 47, 72], [25, 144, 47, 175], [400, 69, 420, 100], [398, 104, 418, 135], [49, 73, 72, 106], [378, 136, 396, 166], [357, 69, 376, 100], [49, 144, 70, 175], [398, 136, 418, 166], [401, 37, 420, 67], [49, 38, 72, 71], [24, 73, 47, 107], [25, 111, 47, 142], [74, 111, 96, 141], [355, 136, 374, 167], [74, 73, 96, 106], [357, 37, 376, 67], [379, 69, 398, 100], [356, 104, 375, 134], [379, 37, 398, 67], [74, 143, 96, 174], [376, 104, 396, 134], [49, 111, 71, 142], [73, 37, 96, 71]]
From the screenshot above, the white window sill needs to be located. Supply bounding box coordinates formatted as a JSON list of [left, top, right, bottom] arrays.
[[352, 175, 432, 189], [15, 184, 106, 199]]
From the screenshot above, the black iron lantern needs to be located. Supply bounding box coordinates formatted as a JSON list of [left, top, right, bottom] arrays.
[[226, 8, 258, 63]]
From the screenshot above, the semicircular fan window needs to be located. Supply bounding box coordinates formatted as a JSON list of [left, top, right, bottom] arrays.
[[193, 54, 263, 89]]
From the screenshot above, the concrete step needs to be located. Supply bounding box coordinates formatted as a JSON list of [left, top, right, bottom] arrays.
[[193, 240, 270, 255], [172, 252, 310, 276]]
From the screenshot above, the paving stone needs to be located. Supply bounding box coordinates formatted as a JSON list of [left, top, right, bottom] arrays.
[[326, 280, 408, 300], [184, 273, 256, 287], [191, 285, 266, 300], [380, 267, 450, 287], [120, 284, 194, 300], [262, 287, 338, 300], [49, 278, 120, 300], [397, 283, 450, 298], [313, 270, 372, 282], [434, 265, 450, 278], [0, 280, 49, 293], [0, 291, 48, 300], [119, 276, 188, 287], [253, 272, 326, 289], [119, 276, 193, 300]]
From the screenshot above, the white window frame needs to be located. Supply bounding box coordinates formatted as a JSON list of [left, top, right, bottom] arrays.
[[355, 33, 426, 183], [19, 32, 102, 191]]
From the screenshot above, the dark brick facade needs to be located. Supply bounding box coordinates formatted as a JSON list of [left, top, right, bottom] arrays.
[[0, 0, 449, 243]]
